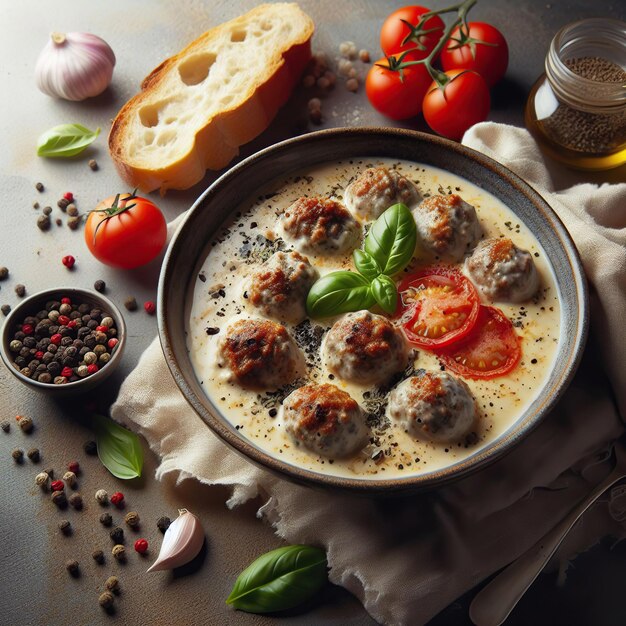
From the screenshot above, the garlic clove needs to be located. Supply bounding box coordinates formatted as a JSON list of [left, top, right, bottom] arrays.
[[35, 32, 116, 101], [147, 509, 204, 572]]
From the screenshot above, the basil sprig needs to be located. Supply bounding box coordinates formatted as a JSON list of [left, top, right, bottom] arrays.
[[37, 123, 101, 158], [227, 545, 328, 614], [93, 414, 143, 480], [306, 203, 416, 318]]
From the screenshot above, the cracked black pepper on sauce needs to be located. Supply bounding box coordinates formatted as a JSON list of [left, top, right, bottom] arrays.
[[188, 158, 561, 479]]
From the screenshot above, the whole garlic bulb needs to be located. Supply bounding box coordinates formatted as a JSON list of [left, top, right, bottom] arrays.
[[35, 32, 116, 101]]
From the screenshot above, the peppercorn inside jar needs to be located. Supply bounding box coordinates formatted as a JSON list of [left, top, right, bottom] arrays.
[[525, 18, 626, 171]]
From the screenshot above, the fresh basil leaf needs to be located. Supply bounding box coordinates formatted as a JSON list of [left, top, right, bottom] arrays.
[[36, 123, 101, 158], [371, 274, 398, 314], [306, 271, 375, 318], [93, 414, 143, 480], [364, 203, 417, 276], [227, 545, 327, 614], [353, 249, 381, 281]]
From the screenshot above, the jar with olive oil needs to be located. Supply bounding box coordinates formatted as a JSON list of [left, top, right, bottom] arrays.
[[525, 18, 626, 171]]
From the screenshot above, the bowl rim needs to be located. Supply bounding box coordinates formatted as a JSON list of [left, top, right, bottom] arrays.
[[158, 127, 589, 494], [0, 286, 126, 390]]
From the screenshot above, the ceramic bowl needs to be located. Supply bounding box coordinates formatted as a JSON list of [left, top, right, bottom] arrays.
[[0, 287, 126, 396], [158, 128, 588, 494]]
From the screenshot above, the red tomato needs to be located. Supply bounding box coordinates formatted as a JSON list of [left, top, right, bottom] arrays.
[[366, 57, 433, 120], [85, 192, 167, 269], [396, 266, 480, 349], [380, 6, 445, 61], [441, 22, 509, 88], [436, 306, 521, 379], [422, 69, 490, 140]]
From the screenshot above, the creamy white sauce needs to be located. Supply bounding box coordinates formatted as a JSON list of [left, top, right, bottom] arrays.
[[187, 158, 561, 480]]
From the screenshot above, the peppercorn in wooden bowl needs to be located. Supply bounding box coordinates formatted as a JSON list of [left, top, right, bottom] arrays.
[[0, 287, 126, 395]]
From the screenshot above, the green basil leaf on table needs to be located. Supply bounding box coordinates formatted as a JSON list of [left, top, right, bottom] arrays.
[[227, 545, 328, 614], [306, 271, 375, 318], [36, 123, 101, 158], [364, 203, 417, 276], [353, 248, 381, 281], [93, 414, 143, 479], [371, 274, 398, 314]]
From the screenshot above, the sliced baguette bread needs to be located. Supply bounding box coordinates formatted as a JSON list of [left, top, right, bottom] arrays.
[[109, 3, 314, 192]]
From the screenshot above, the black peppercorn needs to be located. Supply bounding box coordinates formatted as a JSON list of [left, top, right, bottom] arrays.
[[83, 440, 97, 455], [1, 304, 10, 316], [26, 447, 40, 462], [51, 490, 67, 507], [89, 159, 99, 171], [58, 197, 69, 211], [11, 448, 24, 463], [156, 516, 171, 533], [59, 520, 72, 536], [99, 591, 114, 609], [35, 182, 44, 192], [94, 280, 106, 292], [0, 266, 8, 280], [36, 215, 51, 231], [124, 297, 138, 311], [68, 493, 83, 510], [1, 420, 10, 432], [92, 549, 105, 564], [15, 284, 26, 297], [65, 560, 80, 577], [109, 527, 124, 543], [100, 512, 113, 527]]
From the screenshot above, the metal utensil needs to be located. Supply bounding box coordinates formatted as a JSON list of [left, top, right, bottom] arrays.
[[469, 439, 626, 626]]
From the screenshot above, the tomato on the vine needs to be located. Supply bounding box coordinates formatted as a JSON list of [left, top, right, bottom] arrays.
[[85, 192, 167, 269], [380, 6, 445, 61], [395, 266, 480, 349], [436, 305, 521, 379], [366, 57, 433, 120], [422, 69, 490, 140], [441, 22, 509, 87]]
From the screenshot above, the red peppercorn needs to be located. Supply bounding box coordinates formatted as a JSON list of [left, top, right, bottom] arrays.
[[61, 297, 71, 305], [110, 492, 124, 507], [22, 324, 34, 335], [144, 301, 156, 315], [51, 480, 65, 491], [107, 338, 119, 349], [35, 351, 44, 360], [61, 366, 73, 378], [67, 320, 77, 329], [57, 315, 71, 326], [134, 539, 149, 554], [87, 364, 99, 375], [63, 192, 74, 202], [50, 334, 62, 345], [96, 325, 108, 333], [68, 461, 80, 473], [62, 255, 75, 269]]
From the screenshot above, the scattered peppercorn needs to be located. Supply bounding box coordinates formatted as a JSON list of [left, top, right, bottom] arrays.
[[67, 216, 81, 230], [59, 520, 72, 536], [55, 218, 62, 227], [15, 284, 26, 297], [11, 448, 24, 463], [63, 471, 77, 488], [37, 215, 51, 231], [1, 419, 10, 432], [1, 304, 10, 316], [68, 493, 83, 510], [64, 192, 74, 202], [156, 516, 171, 533], [110, 527, 124, 543], [99, 591, 114, 609], [0, 266, 8, 280], [94, 280, 106, 293], [42, 206, 52, 216], [112, 544, 126, 561], [134, 538, 149, 554], [95, 489, 108, 505], [105, 576, 120, 593], [35, 182, 44, 192], [51, 479, 64, 491], [66, 204, 78, 217], [110, 491, 124, 507], [65, 560, 80, 577], [92, 549, 105, 564], [27, 448, 40, 462], [144, 301, 156, 315], [124, 297, 137, 312], [84, 440, 97, 455], [58, 197, 69, 211], [33, 201, 40, 209], [62, 255, 76, 269], [35, 472, 49, 488], [99, 512, 113, 527], [124, 511, 140, 528], [51, 490, 67, 507], [67, 460, 80, 473], [18, 415, 33, 432], [89, 159, 99, 171]]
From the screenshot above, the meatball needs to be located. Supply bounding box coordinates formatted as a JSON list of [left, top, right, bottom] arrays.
[[282, 384, 368, 457], [466, 237, 540, 303], [344, 166, 421, 221], [412, 194, 482, 261], [323, 311, 409, 385], [217, 318, 302, 389], [388, 371, 476, 442], [247, 251, 319, 323], [281, 196, 361, 254]]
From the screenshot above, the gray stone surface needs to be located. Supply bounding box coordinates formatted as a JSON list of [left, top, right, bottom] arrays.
[[0, 1, 624, 625]]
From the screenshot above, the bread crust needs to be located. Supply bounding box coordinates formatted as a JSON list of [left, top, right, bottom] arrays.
[[108, 4, 314, 193]]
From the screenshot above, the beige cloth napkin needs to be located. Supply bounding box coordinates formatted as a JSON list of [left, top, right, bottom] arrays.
[[112, 123, 626, 626]]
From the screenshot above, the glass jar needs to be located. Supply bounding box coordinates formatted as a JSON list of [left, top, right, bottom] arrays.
[[525, 18, 626, 171]]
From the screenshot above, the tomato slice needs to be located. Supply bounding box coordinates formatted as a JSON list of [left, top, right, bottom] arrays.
[[396, 266, 480, 348], [437, 306, 521, 379]]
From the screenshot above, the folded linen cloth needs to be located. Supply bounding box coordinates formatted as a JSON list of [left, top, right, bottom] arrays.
[[111, 123, 626, 626]]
